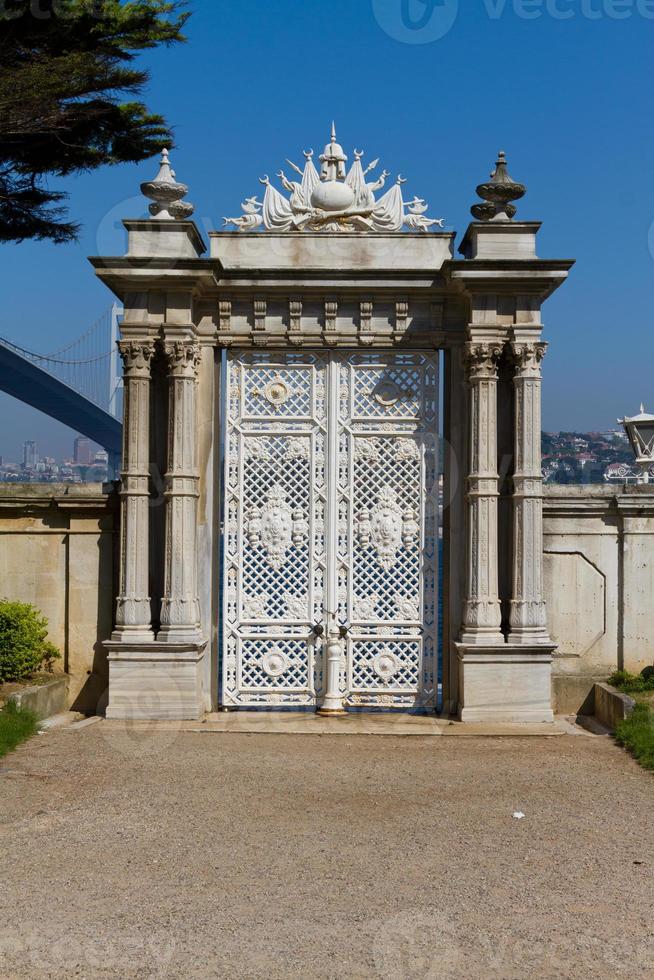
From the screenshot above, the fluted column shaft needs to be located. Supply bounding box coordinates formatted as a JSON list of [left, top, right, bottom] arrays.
[[509, 341, 550, 642], [158, 339, 201, 641], [114, 340, 155, 640], [461, 341, 504, 644]]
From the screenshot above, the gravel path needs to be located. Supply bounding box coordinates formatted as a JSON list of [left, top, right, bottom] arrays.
[[0, 726, 652, 979]]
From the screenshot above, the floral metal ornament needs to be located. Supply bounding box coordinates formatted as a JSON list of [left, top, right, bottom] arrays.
[[372, 647, 400, 682], [356, 487, 419, 570], [262, 647, 289, 678], [245, 484, 308, 569]]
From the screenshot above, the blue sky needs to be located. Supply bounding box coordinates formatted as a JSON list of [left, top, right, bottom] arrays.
[[1, 0, 653, 459]]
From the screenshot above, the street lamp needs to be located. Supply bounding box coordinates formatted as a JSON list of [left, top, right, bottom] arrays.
[[618, 404, 654, 485]]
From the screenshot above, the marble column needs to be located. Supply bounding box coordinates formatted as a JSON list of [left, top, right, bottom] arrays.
[[158, 338, 202, 641], [509, 340, 550, 643], [113, 339, 155, 641], [460, 340, 504, 644]]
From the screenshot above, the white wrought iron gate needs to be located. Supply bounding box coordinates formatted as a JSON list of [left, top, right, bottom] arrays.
[[221, 350, 439, 710]]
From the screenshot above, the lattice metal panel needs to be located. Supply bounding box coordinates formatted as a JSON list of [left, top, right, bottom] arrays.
[[221, 349, 439, 710], [222, 352, 327, 706], [340, 352, 439, 709]]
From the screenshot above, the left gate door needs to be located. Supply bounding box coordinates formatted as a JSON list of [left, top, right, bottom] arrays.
[[222, 351, 328, 707]]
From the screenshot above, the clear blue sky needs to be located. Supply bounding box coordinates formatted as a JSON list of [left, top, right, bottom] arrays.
[[1, 0, 653, 460]]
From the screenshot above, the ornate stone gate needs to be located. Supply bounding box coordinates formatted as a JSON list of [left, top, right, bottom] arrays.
[[93, 128, 573, 722]]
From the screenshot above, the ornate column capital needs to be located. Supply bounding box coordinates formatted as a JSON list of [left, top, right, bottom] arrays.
[[463, 341, 503, 381], [510, 341, 547, 378], [162, 339, 201, 378], [117, 339, 155, 378]]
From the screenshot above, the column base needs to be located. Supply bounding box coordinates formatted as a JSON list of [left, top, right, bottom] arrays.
[[506, 627, 552, 647], [104, 640, 207, 720], [156, 625, 203, 644], [455, 642, 556, 723], [111, 626, 154, 644], [458, 628, 505, 646]]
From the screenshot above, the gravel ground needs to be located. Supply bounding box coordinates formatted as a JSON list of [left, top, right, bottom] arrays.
[[0, 725, 653, 979]]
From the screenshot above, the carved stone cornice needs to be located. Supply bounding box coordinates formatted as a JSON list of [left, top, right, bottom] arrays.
[[118, 339, 155, 378], [510, 341, 547, 379], [162, 340, 201, 378], [463, 341, 503, 381]]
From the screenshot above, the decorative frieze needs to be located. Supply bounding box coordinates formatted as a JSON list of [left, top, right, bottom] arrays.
[[216, 298, 233, 347], [323, 297, 338, 345], [288, 299, 303, 345], [394, 298, 409, 342], [252, 297, 268, 346], [359, 299, 374, 346]]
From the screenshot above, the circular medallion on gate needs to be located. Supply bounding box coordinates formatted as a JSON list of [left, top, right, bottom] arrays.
[[373, 380, 402, 407], [372, 647, 400, 682], [262, 647, 289, 678], [263, 377, 291, 407]]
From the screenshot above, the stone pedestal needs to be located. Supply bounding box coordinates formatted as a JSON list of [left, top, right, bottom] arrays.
[[104, 641, 206, 720], [456, 643, 555, 723]]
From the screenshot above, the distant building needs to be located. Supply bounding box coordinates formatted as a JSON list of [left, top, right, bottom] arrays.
[[73, 437, 92, 464], [22, 440, 37, 469]]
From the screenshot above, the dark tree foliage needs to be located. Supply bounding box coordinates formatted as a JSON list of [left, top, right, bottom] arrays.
[[0, 0, 189, 243]]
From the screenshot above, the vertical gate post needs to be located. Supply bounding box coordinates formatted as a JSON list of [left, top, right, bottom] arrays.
[[509, 336, 550, 643], [158, 337, 202, 642], [112, 338, 155, 641], [460, 337, 505, 645], [450, 198, 573, 722]]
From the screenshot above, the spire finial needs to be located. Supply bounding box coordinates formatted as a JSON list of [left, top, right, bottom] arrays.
[[641, 403, 646, 414], [470, 149, 526, 222], [331, 121, 337, 142], [140, 146, 195, 220]]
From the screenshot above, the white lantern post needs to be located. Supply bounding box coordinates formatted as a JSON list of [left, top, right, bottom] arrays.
[[619, 405, 654, 485]]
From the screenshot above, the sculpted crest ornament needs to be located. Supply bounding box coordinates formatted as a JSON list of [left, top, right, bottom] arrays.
[[356, 487, 419, 570], [246, 484, 308, 570], [223, 123, 444, 234]]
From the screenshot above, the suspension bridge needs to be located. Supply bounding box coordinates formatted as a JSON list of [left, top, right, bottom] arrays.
[[0, 304, 123, 468]]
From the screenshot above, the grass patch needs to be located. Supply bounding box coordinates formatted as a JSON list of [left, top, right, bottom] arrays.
[[0, 700, 39, 759], [615, 704, 654, 771], [608, 669, 654, 771]]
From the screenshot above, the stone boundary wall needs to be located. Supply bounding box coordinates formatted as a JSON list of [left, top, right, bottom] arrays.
[[543, 484, 654, 713], [1, 482, 652, 719], [0, 484, 117, 713]]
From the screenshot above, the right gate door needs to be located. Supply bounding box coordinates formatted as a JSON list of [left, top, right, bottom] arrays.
[[338, 351, 438, 710], [221, 349, 438, 711]]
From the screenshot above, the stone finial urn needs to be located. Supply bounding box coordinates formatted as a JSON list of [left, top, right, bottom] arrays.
[[140, 148, 195, 220], [471, 151, 526, 222]]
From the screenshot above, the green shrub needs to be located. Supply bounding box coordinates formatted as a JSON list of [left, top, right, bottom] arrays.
[[0, 700, 39, 758], [0, 599, 61, 683], [607, 669, 654, 694]]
